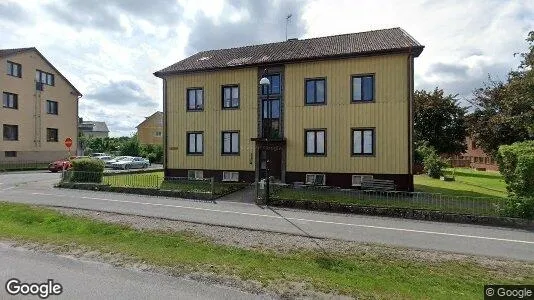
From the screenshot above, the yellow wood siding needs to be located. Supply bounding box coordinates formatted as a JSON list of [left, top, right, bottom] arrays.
[[137, 113, 163, 145], [165, 68, 257, 171], [284, 54, 409, 174]]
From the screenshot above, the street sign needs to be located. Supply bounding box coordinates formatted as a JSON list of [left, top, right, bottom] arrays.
[[64, 137, 73, 149]]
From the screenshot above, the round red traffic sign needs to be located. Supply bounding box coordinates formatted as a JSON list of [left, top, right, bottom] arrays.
[[64, 137, 73, 149]]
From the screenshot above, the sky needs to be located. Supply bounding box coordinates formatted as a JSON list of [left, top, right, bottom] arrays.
[[1, 0, 533, 137]]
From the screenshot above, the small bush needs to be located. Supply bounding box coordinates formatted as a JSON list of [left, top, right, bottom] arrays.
[[418, 144, 445, 179], [497, 141, 534, 197], [501, 196, 534, 220], [70, 159, 104, 183]]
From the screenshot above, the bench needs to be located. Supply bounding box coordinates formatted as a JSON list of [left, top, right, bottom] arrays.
[[361, 179, 396, 191]]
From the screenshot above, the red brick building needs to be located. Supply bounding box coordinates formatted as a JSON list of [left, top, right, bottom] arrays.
[[459, 137, 499, 171]]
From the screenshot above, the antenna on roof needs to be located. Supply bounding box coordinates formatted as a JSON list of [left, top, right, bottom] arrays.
[[285, 14, 292, 41]]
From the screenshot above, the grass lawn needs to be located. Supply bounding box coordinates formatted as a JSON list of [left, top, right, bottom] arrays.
[[102, 171, 246, 196], [1, 202, 532, 299], [414, 168, 507, 198]]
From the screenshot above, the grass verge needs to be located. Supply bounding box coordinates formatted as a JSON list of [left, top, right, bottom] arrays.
[[1, 202, 532, 299], [101, 171, 246, 196], [414, 168, 507, 198]]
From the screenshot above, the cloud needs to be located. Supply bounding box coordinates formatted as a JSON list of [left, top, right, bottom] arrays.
[[45, 0, 183, 32], [185, 0, 308, 54], [86, 80, 157, 108], [0, 1, 29, 24], [426, 63, 469, 78]]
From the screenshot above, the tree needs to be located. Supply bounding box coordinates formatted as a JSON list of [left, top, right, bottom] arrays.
[[414, 88, 468, 155], [468, 31, 534, 156], [119, 135, 141, 156]]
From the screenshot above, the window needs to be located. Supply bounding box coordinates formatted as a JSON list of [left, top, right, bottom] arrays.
[[352, 75, 374, 102], [261, 74, 281, 95], [187, 170, 204, 180], [46, 100, 58, 115], [222, 171, 239, 182], [5, 151, 17, 158], [222, 85, 239, 109], [305, 78, 326, 104], [3, 124, 18, 141], [154, 131, 162, 137], [47, 128, 58, 142], [305, 129, 326, 156], [7, 61, 21, 77], [352, 128, 375, 155], [36, 70, 55, 86], [187, 132, 203, 154], [305, 174, 326, 185], [187, 88, 203, 111], [3, 92, 18, 109], [222, 131, 239, 155]]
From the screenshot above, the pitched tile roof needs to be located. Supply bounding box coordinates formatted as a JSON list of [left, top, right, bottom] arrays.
[[0, 47, 36, 58], [0, 47, 82, 97], [155, 27, 424, 76], [79, 121, 109, 133]]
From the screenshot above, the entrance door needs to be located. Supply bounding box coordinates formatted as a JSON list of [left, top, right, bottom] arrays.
[[260, 149, 282, 180]]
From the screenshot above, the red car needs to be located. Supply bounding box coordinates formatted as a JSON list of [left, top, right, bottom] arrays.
[[48, 159, 71, 172]]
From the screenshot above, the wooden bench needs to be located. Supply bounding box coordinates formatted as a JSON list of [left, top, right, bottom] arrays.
[[361, 179, 396, 191]]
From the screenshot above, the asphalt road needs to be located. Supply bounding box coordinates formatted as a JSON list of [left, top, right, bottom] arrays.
[[0, 243, 265, 300], [1, 172, 534, 261]]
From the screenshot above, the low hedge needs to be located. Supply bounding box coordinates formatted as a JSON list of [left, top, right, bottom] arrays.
[[70, 159, 105, 183]]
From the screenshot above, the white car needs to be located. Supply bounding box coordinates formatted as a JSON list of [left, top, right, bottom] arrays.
[[111, 157, 149, 170], [94, 155, 113, 162], [105, 156, 132, 168]]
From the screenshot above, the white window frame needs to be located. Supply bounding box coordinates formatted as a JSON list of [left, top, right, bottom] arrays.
[[222, 171, 239, 182], [305, 174, 326, 185], [352, 175, 374, 187], [187, 170, 204, 180]]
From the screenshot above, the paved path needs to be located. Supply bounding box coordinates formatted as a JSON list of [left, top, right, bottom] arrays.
[[1, 172, 534, 261], [0, 243, 265, 300]]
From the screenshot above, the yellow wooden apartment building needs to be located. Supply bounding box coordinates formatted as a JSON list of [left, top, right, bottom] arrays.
[[154, 28, 424, 191], [136, 111, 163, 145], [1, 47, 81, 163]]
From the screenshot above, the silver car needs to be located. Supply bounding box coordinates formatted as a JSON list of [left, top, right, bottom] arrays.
[[111, 157, 149, 170], [105, 156, 132, 168]]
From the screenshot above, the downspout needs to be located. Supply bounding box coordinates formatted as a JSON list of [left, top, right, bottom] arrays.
[[163, 77, 168, 177], [407, 47, 414, 191]]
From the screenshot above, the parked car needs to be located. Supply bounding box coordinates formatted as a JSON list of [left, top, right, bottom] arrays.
[[110, 157, 150, 170], [105, 156, 132, 168], [48, 159, 71, 172], [90, 153, 107, 157], [93, 155, 113, 162]]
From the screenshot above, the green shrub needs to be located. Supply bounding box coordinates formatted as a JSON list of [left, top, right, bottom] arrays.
[[424, 152, 445, 179], [140, 144, 163, 164], [418, 144, 445, 179], [497, 141, 534, 197], [69, 158, 105, 183], [501, 196, 534, 219]]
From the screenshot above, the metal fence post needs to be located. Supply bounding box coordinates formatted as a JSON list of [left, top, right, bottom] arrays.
[[211, 177, 215, 196]]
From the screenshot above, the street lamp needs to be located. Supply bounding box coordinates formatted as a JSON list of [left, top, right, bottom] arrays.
[[259, 71, 271, 204]]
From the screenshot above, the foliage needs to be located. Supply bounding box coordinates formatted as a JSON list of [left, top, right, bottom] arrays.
[[119, 135, 141, 156], [140, 144, 163, 164], [414, 88, 468, 155], [416, 144, 445, 179], [468, 31, 534, 156], [497, 141, 534, 197], [500, 196, 534, 220], [69, 158, 105, 183], [423, 151, 445, 179]]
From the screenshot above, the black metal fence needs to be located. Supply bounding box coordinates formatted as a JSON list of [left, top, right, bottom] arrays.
[[0, 161, 50, 171], [266, 183, 505, 217]]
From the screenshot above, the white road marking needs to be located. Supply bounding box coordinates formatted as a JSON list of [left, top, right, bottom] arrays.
[[1, 186, 16, 191], [30, 192, 534, 245]]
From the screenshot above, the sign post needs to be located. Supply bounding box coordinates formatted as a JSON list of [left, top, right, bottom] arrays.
[[64, 137, 73, 157]]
